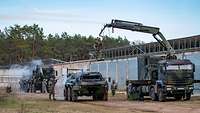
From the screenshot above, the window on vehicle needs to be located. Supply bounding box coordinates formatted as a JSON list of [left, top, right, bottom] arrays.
[[81, 73, 103, 80]]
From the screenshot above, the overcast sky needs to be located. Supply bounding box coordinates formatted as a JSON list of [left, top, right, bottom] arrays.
[[0, 0, 199, 42]]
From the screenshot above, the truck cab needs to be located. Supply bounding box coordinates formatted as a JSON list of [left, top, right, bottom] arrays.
[[127, 56, 195, 101], [156, 59, 195, 101]]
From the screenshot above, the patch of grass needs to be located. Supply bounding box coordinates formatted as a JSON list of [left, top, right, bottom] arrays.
[[0, 96, 20, 108]]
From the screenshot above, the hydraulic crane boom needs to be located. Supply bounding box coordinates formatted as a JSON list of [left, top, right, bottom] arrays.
[[99, 19, 175, 55]]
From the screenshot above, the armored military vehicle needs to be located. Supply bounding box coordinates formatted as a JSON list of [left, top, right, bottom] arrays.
[[32, 66, 43, 92], [27, 66, 55, 92], [64, 72, 108, 101]]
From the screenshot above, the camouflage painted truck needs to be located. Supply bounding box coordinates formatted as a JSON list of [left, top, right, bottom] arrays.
[[126, 56, 195, 101], [64, 72, 108, 101], [99, 19, 197, 101]]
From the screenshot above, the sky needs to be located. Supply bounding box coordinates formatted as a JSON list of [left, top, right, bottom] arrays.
[[0, 0, 200, 42]]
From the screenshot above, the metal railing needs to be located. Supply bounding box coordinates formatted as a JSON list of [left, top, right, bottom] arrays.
[[101, 35, 200, 59]]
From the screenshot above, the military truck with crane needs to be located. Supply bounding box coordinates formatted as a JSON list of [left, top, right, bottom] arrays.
[[98, 19, 195, 101]]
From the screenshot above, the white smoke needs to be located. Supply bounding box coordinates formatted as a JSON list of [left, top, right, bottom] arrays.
[[9, 59, 43, 79], [55, 75, 66, 100], [0, 59, 43, 92]]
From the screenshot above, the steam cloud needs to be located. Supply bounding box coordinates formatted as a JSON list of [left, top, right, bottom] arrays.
[[0, 59, 43, 92]]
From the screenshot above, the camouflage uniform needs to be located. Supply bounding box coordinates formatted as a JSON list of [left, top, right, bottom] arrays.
[[48, 78, 57, 100], [94, 37, 103, 59], [42, 79, 47, 93], [111, 80, 117, 96]]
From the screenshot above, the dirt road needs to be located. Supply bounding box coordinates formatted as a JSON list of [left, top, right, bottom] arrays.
[[1, 93, 200, 113]]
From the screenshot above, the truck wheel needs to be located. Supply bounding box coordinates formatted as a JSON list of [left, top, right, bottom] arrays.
[[139, 86, 144, 101], [67, 87, 72, 101], [149, 87, 157, 101], [97, 95, 103, 100], [93, 95, 102, 101], [175, 95, 182, 100], [93, 95, 97, 101], [185, 93, 191, 100], [158, 88, 165, 102], [64, 88, 68, 101], [71, 90, 78, 102]]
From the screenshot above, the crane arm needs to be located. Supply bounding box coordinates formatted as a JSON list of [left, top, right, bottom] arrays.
[[99, 19, 175, 55]]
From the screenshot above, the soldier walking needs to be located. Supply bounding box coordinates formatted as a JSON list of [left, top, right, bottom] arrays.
[[48, 77, 57, 100], [111, 80, 117, 96]]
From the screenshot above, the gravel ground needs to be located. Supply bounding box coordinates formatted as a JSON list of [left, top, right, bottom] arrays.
[[1, 93, 200, 113]]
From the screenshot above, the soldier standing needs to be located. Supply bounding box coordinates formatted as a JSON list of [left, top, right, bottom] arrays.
[[94, 37, 103, 59], [48, 77, 57, 100], [111, 80, 117, 96], [42, 79, 47, 93]]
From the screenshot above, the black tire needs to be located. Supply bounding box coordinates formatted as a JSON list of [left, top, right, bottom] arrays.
[[185, 93, 191, 100], [127, 90, 130, 99], [93, 94, 102, 101], [71, 89, 78, 102], [158, 88, 166, 102], [102, 88, 108, 101], [175, 95, 182, 100], [67, 87, 72, 101], [93, 95, 102, 101], [138, 86, 144, 101], [97, 95, 103, 100], [93, 95, 97, 101], [64, 87, 68, 101], [98, 94, 107, 101], [149, 87, 157, 101]]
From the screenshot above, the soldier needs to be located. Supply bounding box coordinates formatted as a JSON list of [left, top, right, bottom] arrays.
[[111, 80, 117, 96], [42, 79, 47, 93], [32, 76, 36, 93], [48, 77, 57, 100], [27, 79, 31, 93], [94, 37, 103, 59]]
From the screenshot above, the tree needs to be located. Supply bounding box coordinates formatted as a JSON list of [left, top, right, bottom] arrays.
[[0, 24, 133, 65]]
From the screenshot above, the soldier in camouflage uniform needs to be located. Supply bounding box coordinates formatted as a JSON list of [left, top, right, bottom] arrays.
[[111, 80, 117, 96], [48, 77, 57, 100], [42, 79, 47, 93], [94, 37, 103, 59]]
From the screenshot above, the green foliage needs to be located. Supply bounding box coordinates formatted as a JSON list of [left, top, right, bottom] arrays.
[[0, 24, 130, 65]]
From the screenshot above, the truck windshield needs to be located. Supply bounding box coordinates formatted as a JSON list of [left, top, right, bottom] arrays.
[[81, 73, 103, 81], [165, 64, 193, 81], [166, 71, 193, 81]]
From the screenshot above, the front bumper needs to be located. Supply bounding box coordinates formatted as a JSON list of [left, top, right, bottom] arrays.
[[165, 85, 193, 95], [73, 85, 107, 96], [166, 85, 193, 91]]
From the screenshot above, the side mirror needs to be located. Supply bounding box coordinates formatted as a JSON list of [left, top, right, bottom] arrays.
[[108, 77, 111, 82], [193, 64, 195, 72]]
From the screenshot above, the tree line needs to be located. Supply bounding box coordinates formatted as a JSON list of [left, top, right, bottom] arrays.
[[0, 24, 130, 65]]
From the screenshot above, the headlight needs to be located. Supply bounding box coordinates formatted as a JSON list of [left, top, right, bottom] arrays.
[[167, 87, 172, 90], [189, 87, 193, 90], [177, 87, 185, 90]]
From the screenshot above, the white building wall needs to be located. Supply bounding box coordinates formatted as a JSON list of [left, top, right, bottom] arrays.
[[53, 60, 91, 77]]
